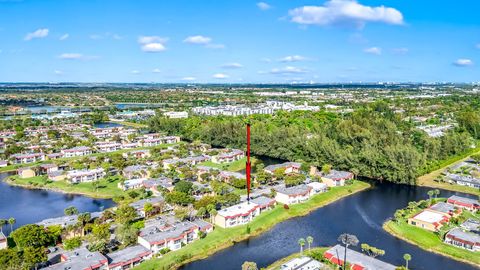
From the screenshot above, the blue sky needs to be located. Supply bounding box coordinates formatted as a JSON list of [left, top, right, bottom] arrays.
[[0, 0, 479, 83]]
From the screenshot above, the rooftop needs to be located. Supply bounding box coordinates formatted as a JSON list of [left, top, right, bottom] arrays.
[[275, 184, 311, 196], [412, 210, 446, 223], [46, 247, 107, 270], [446, 228, 480, 244], [325, 245, 396, 270], [429, 202, 456, 214], [280, 256, 325, 270], [106, 244, 151, 267]]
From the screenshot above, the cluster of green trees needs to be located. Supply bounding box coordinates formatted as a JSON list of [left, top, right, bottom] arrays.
[[149, 103, 478, 184]]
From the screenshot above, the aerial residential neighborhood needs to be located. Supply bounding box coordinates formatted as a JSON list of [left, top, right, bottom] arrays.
[[1, 0, 480, 270]]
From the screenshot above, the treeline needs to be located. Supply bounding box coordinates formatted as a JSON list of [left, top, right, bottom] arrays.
[[149, 104, 476, 184]]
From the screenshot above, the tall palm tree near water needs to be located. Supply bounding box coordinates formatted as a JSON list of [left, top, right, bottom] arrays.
[[403, 253, 412, 270], [8, 218, 16, 233], [298, 238, 306, 254], [306, 236, 313, 251], [338, 233, 359, 270]]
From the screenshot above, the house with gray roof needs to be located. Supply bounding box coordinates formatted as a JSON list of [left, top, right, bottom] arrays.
[[46, 247, 108, 270], [445, 228, 480, 251], [106, 244, 152, 270], [324, 245, 396, 270], [274, 185, 313, 205]]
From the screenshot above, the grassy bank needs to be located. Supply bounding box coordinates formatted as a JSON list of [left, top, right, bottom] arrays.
[[418, 150, 480, 196], [383, 220, 480, 266], [265, 247, 330, 270], [110, 120, 148, 128], [134, 181, 370, 270], [199, 157, 258, 172], [5, 175, 124, 199]]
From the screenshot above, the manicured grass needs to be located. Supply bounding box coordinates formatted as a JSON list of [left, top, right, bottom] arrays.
[[384, 220, 480, 266], [6, 175, 124, 199], [265, 247, 331, 270], [133, 181, 370, 270], [199, 157, 256, 172], [418, 146, 480, 196], [110, 120, 148, 128]]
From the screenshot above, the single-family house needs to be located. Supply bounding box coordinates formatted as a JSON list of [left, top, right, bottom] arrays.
[[212, 149, 244, 164], [119, 178, 147, 191], [408, 209, 450, 231], [444, 228, 480, 251], [324, 245, 396, 270], [17, 167, 36, 178], [447, 195, 480, 212], [11, 152, 45, 164], [106, 244, 152, 270], [264, 162, 301, 175], [67, 168, 105, 183], [123, 149, 150, 159], [321, 170, 354, 187], [45, 247, 108, 270], [279, 256, 325, 270], [61, 146, 92, 158], [38, 163, 59, 175], [214, 196, 275, 228], [275, 185, 313, 205], [123, 165, 150, 179], [138, 216, 212, 253]]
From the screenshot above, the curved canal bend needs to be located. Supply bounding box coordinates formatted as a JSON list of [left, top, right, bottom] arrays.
[[0, 173, 114, 235], [181, 181, 479, 270]]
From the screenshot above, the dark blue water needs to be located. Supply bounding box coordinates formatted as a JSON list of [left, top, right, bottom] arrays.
[[93, 122, 124, 128], [180, 181, 479, 270], [0, 173, 114, 235]]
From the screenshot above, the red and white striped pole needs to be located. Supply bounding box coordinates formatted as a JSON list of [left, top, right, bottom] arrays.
[[246, 123, 251, 203]]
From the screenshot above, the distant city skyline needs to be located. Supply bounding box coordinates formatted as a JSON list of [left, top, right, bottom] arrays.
[[0, 0, 479, 83]]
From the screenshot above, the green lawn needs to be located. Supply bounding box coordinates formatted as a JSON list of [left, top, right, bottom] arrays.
[[384, 220, 480, 266], [418, 146, 480, 196], [6, 175, 124, 199], [133, 181, 370, 270], [199, 157, 252, 172]]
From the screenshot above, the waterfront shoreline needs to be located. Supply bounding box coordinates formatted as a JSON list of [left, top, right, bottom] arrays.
[[134, 181, 371, 270], [3, 176, 116, 199], [383, 221, 480, 267]]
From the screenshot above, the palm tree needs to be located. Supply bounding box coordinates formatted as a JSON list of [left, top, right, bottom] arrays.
[[0, 219, 6, 233], [8, 218, 16, 233], [298, 238, 306, 254], [427, 190, 434, 203], [338, 233, 359, 270], [306, 236, 314, 251], [403, 253, 411, 270], [434, 189, 440, 199], [209, 209, 217, 223]]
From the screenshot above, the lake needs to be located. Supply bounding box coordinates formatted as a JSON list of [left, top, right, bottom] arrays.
[[0, 173, 114, 235], [180, 181, 479, 270]]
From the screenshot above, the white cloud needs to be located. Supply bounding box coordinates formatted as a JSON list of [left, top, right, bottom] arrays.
[[364, 47, 382, 55], [289, 0, 404, 28], [184, 35, 212, 45], [453, 59, 473, 67], [213, 73, 229, 79], [184, 35, 224, 49], [138, 36, 168, 52], [222, 63, 243, 69], [392, 47, 408, 54], [54, 70, 63, 75], [58, 53, 83, 60], [24, 28, 49, 41], [257, 2, 271, 10], [131, 70, 141, 74], [152, 68, 161, 73], [182, 77, 196, 81], [59, 34, 69, 41], [279, 55, 308, 62], [269, 66, 307, 75]]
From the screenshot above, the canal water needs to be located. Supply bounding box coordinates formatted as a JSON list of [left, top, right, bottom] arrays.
[[0, 173, 114, 235], [180, 181, 479, 270]]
